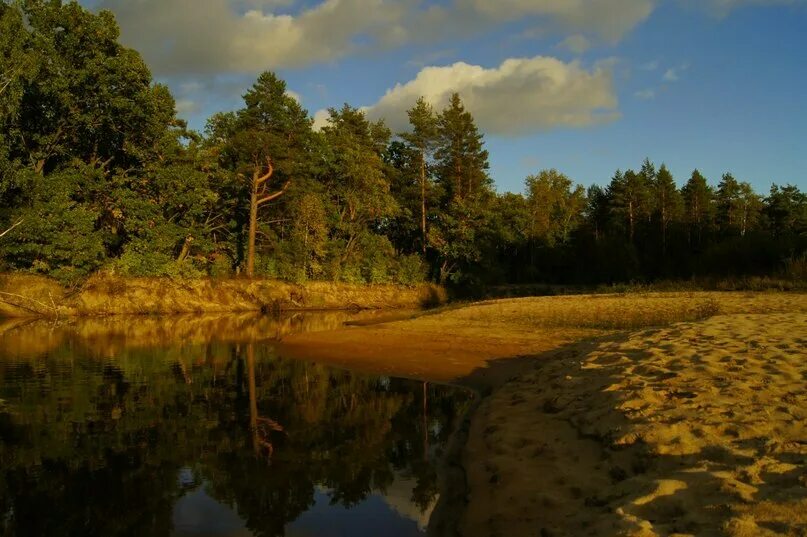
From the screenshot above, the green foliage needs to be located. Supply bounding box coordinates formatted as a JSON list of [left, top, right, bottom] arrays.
[[525, 169, 586, 247], [0, 3, 801, 288], [3, 166, 106, 283]]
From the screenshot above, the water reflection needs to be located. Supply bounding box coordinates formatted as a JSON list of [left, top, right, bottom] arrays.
[[0, 314, 470, 536]]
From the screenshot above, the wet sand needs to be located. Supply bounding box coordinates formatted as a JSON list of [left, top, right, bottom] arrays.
[[279, 292, 807, 536]]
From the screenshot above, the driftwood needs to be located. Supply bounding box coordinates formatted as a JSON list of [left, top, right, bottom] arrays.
[[0, 290, 57, 315]]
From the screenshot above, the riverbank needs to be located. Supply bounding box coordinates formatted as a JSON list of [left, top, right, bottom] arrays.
[[0, 273, 446, 317], [278, 291, 807, 537]]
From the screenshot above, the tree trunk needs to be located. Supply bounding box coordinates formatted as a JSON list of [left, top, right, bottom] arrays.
[[420, 153, 427, 254], [177, 236, 193, 262], [247, 180, 259, 278], [628, 201, 635, 243]]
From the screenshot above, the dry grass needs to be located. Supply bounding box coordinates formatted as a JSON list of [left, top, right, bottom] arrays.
[[0, 273, 447, 317], [0, 274, 65, 316]]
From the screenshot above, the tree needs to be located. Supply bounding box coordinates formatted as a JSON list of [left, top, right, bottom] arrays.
[[765, 184, 807, 238], [400, 98, 438, 254], [208, 72, 314, 277], [608, 168, 650, 244], [716, 173, 761, 237], [650, 164, 682, 256], [320, 105, 397, 278], [716, 173, 741, 234], [434, 93, 491, 203], [524, 169, 586, 247], [288, 191, 329, 279], [431, 94, 493, 283], [585, 185, 610, 243], [0, 0, 184, 280], [246, 158, 289, 277], [736, 181, 762, 238], [681, 169, 714, 247]]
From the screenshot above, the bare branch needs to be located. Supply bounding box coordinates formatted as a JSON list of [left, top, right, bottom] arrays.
[[257, 180, 291, 206], [254, 157, 274, 186], [0, 219, 23, 239]]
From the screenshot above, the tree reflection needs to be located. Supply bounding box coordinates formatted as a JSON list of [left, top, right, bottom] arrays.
[[0, 339, 469, 536]]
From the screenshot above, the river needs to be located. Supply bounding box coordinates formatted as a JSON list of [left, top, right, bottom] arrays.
[[0, 312, 471, 537]]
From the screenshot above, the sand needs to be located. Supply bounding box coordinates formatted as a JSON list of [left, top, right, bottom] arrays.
[[463, 312, 807, 537], [279, 292, 807, 536]]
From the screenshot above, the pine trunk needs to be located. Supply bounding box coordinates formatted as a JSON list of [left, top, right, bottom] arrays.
[[247, 180, 259, 278]]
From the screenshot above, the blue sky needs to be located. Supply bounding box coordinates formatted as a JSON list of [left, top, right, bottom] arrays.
[[85, 0, 806, 194]]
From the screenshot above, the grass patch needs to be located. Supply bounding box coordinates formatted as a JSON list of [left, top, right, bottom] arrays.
[[0, 273, 448, 317]]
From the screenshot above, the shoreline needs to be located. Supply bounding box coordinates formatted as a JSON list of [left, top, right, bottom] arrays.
[[278, 292, 807, 537], [3, 289, 805, 535]]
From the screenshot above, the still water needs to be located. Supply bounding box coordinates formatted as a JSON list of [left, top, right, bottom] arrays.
[[0, 313, 471, 537]]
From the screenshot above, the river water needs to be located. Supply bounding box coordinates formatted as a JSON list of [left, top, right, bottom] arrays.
[[0, 313, 470, 537]]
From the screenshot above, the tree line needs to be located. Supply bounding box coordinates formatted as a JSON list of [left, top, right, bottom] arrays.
[[1, 1, 805, 287]]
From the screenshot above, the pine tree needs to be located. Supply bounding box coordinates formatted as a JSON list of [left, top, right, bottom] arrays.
[[400, 97, 438, 254], [434, 93, 491, 203], [608, 168, 650, 244], [651, 164, 682, 255], [681, 169, 714, 247], [431, 93, 492, 283]]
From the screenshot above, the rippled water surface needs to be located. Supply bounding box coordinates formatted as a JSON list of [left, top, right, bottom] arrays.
[[0, 313, 470, 536]]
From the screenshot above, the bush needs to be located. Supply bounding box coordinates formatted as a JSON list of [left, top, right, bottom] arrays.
[[395, 254, 427, 285], [113, 240, 204, 280]]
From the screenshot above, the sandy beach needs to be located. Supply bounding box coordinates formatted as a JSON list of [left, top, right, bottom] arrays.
[[280, 292, 807, 536]]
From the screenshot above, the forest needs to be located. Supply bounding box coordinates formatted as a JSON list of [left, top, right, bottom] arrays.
[[1, 1, 805, 289]]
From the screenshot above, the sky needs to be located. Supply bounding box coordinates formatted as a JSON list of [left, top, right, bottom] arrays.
[[80, 0, 807, 194]]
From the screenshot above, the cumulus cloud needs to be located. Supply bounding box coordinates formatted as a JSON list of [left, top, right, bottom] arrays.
[[312, 109, 331, 131], [337, 56, 619, 136], [98, 0, 655, 75], [634, 88, 655, 100], [99, 0, 409, 75]]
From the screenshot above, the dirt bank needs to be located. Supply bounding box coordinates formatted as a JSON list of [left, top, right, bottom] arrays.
[[278, 292, 807, 537], [0, 273, 446, 317]]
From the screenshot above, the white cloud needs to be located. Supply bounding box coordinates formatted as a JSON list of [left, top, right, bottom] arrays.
[[663, 63, 689, 82], [334, 56, 619, 136], [100, 0, 409, 75], [312, 109, 331, 131], [98, 0, 655, 75], [557, 34, 591, 54], [634, 88, 655, 99], [640, 59, 660, 71]]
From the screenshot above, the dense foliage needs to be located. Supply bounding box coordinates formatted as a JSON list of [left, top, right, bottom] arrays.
[[1, 1, 805, 286]]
